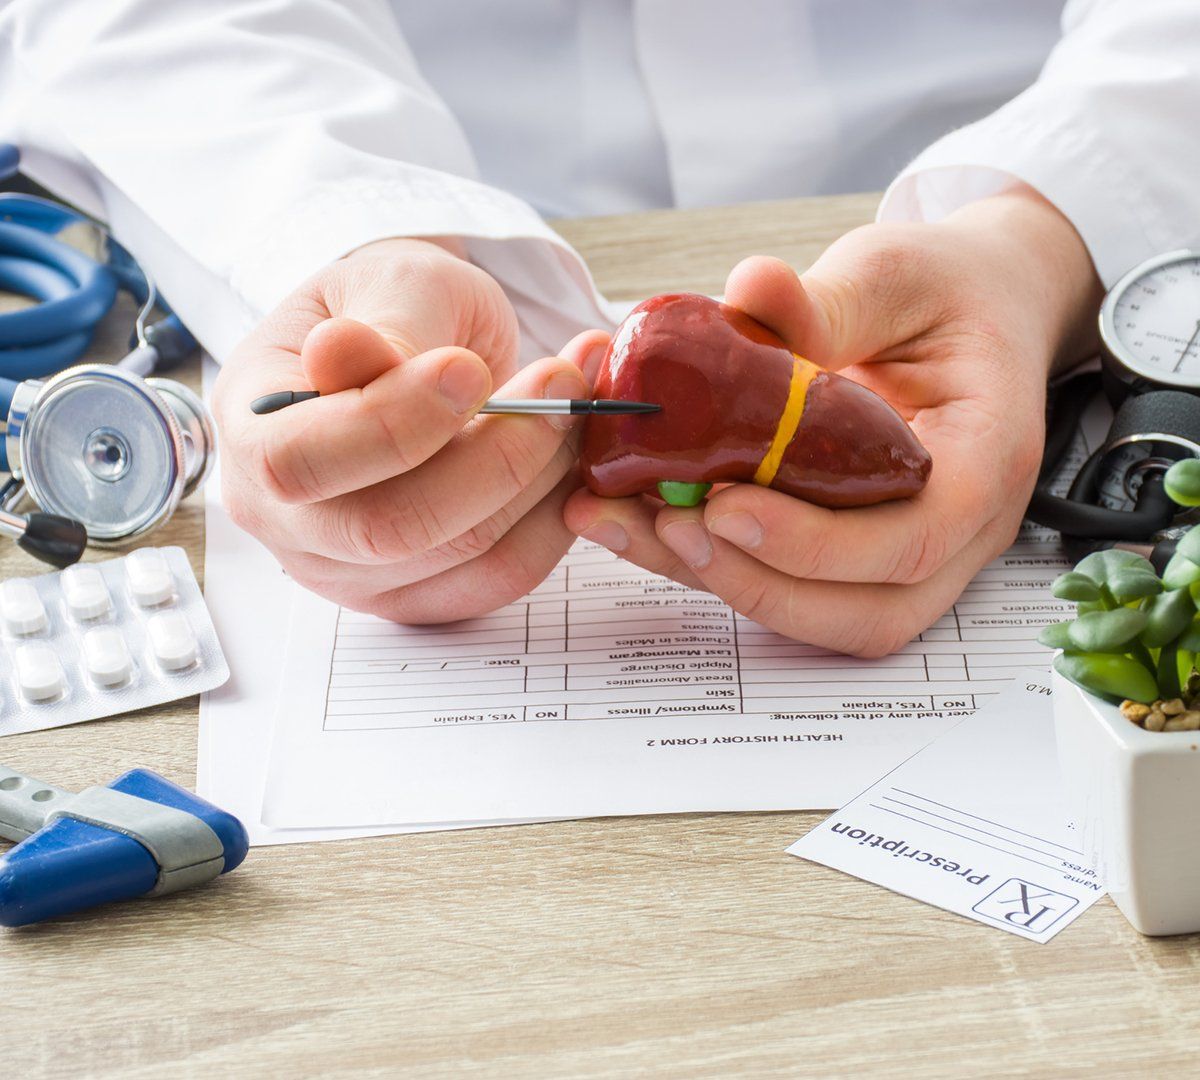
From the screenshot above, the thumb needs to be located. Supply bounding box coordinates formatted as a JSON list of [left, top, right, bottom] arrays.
[[300, 316, 408, 394], [723, 243, 934, 371], [559, 328, 611, 388]]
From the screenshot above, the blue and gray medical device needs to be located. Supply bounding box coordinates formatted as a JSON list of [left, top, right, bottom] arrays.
[[0, 765, 248, 926]]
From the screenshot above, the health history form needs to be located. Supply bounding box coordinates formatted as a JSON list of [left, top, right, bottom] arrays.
[[322, 537, 1063, 732], [263, 510, 1075, 827]]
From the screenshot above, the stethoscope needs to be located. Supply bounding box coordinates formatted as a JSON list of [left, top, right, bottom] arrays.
[[0, 145, 214, 567], [1028, 249, 1200, 568]]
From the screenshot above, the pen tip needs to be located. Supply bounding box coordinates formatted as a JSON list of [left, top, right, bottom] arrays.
[[250, 390, 320, 414], [591, 399, 661, 415]]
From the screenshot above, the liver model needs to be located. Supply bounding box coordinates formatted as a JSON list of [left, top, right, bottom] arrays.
[[580, 293, 932, 507]]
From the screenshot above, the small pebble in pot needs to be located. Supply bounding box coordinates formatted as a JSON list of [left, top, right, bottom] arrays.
[[1121, 701, 1151, 724], [1165, 711, 1200, 732], [1120, 697, 1200, 731]]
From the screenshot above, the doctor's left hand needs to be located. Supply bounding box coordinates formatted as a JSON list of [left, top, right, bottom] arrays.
[[563, 188, 1102, 656], [212, 238, 607, 622]]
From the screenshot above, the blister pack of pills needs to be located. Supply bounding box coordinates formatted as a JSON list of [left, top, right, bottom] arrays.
[[0, 546, 228, 736]]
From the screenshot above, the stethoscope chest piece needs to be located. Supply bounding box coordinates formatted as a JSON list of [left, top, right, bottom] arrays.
[[144, 376, 216, 501], [6, 365, 211, 544]]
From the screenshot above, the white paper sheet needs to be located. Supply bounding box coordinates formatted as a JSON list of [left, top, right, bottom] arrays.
[[201, 464, 566, 844], [261, 520, 1078, 827], [787, 671, 1105, 941], [197, 359, 550, 844]]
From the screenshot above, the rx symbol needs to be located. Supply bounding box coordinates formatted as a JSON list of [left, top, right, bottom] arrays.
[[998, 882, 1058, 928], [972, 878, 1078, 934]]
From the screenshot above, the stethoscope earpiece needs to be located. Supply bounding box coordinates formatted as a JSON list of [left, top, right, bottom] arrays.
[[0, 506, 88, 568]]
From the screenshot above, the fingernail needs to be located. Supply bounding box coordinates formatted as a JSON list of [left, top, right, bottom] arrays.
[[581, 521, 628, 553], [708, 511, 764, 550], [545, 371, 587, 429], [661, 520, 712, 570], [581, 341, 607, 385], [438, 355, 490, 414]]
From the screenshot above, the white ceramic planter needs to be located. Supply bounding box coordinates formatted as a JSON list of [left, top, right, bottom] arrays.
[[1053, 670, 1200, 935]]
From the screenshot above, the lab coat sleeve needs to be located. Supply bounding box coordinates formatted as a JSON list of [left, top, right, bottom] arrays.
[[878, 0, 1200, 287], [0, 0, 610, 362]]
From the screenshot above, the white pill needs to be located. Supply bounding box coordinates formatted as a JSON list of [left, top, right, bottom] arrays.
[[0, 579, 47, 635], [83, 626, 133, 687], [148, 611, 198, 671], [15, 643, 66, 701], [61, 564, 112, 620], [125, 548, 175, 607]]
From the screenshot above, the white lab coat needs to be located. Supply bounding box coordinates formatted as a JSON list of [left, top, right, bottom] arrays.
[[1, 1, 1198, 365]]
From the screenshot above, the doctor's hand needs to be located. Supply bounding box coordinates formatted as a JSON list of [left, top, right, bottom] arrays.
[[213, 238, 606, 622], [564, 187, 1103, 656]]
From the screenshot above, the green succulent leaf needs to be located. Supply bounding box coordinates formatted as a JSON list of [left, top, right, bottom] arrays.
[[1050, 571, 1100, 602], [1141, 587, 1197, 648], [1075, 599, 1106, 615], [1163, 551, 1200, 590], [1107, 567, 1163, 602], [1074, 549, 1155, 586], [1165, 459, 1200, 508], [1178, 526, 1200, 566], [1181, 650, 1198, 689], [1066, 608, 1148, 653], [1037, 620, 1074, 650], [1158, 644, 1183, 700], [1054, 652, 1159, 704], [1179, 617, 1200, 653]]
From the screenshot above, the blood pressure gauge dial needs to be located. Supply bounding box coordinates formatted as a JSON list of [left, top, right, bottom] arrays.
[[1099, 249, 1200, 401], [1092, 249, 1200, 517]]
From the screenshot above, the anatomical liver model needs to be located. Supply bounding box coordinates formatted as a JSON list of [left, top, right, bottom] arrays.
[[580, 293, 932, 507]]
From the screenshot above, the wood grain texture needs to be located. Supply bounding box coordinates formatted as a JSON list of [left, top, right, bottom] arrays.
[[3, 194, 1193, 1079]]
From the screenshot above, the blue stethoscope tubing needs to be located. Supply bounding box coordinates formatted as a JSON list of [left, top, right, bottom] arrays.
[[0, 201, 117, 380], [0, 144, 196, 466]]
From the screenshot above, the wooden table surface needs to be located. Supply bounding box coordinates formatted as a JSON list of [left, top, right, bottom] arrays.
[[3, 194, 1196, 1079]]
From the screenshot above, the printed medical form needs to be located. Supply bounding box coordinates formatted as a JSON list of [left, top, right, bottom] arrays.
[[317, 541, 1054, 730], [262, 516, 1074, 826]]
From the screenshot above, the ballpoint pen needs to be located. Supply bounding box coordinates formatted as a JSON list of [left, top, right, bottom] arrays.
[[249, 390, 660, 416]]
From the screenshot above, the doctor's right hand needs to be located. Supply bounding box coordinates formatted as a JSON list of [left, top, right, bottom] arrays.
[[212, 238, 605, 622]]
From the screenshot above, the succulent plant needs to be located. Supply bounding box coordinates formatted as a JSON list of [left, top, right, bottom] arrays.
[[1042, 532, 1200, 703]]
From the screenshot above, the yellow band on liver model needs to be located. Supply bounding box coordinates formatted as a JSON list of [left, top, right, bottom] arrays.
[[752, 355, 818, 488]]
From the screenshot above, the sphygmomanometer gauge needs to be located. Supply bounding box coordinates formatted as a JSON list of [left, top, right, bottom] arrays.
[[1100, 249, 1200, 402], [1029, 249, 1200, 554]]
